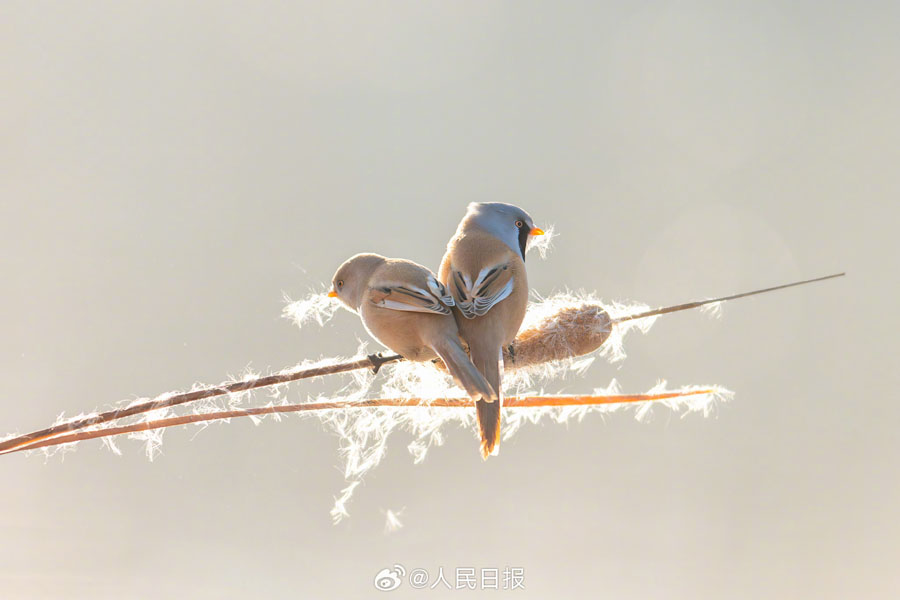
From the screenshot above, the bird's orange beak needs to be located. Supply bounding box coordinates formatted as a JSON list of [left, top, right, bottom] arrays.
[[327, 290, 338, 298], [530, 227, 545, 236]]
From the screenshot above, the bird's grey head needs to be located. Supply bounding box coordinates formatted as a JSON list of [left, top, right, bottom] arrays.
[[461, 202, 544, 260], [329, 253, 387, 310]]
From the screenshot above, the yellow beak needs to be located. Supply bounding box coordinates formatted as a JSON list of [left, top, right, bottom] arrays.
[[327, 290, 338, 298], [530, 227, 545, 236]]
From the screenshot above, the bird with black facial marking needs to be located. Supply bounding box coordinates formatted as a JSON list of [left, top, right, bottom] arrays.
[[439, 203, 544, 458], [328, 253, 496, 403]]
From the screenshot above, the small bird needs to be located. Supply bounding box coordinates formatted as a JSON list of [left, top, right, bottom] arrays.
[[328, 253, 496, 404], [439, 203, 544, 458]]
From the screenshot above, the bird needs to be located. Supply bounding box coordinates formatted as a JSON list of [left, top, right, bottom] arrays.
[[439, 203, 544, 458], [328, 253, 496, 405]]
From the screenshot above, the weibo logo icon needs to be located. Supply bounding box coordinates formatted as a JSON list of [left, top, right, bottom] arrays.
[[373, 564, 406, 591]]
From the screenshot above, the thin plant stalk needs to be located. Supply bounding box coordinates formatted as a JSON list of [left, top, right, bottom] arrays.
[[0, 353, 401, 454], [613, 272, 844, 323], [1, 390, 716, 455]]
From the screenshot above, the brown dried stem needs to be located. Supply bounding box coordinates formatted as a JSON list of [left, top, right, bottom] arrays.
[[1, 390, 716, 455], [0, 353, 401, 454], [614, 272, 845, 323]]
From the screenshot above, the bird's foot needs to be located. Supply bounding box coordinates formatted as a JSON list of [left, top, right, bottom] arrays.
[[367, 352, 389, 374], [506, 343, 516, 366]]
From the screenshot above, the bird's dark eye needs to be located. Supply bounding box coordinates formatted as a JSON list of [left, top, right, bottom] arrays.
[[515, 220, 524, 228], [337, 280, 344, 289]]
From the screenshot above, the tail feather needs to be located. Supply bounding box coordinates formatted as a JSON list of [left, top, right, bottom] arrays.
[[476, 399, 501, 459], [469, 344, 503, 459], [432, 338, 495, 403]]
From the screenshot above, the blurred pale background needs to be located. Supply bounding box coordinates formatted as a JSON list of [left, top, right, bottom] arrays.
[[1, 1, 897, 598]]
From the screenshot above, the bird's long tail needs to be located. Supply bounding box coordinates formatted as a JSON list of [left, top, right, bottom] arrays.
[[468, 344, 503, 459], [432, 337, 496, 405]]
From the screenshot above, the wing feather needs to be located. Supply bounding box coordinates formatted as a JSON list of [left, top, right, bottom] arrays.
[[449, 263, 514, 319], [367, 276, 453, 315]]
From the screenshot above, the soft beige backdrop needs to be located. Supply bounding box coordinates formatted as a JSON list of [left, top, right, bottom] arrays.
[[1, 2, 897, 598]]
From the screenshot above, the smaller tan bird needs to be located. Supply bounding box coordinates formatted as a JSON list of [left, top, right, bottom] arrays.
[[328, 253, 496, 404]]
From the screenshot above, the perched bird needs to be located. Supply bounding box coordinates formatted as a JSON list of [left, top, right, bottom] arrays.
[[439, 203, 544, 458], [328, 253, 496, 403]]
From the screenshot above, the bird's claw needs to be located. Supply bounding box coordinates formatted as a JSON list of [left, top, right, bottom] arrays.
[[506, 343, 516, 365], [368, 352, 387, 374]]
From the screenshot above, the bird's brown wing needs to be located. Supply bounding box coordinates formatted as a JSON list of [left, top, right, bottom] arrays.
[[367, 277, 455, 315], [448, 261, 515, 319]]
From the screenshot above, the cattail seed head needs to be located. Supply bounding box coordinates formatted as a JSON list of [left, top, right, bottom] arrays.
[[505, 303, 612, 368], [433, 302, 612, 372]]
